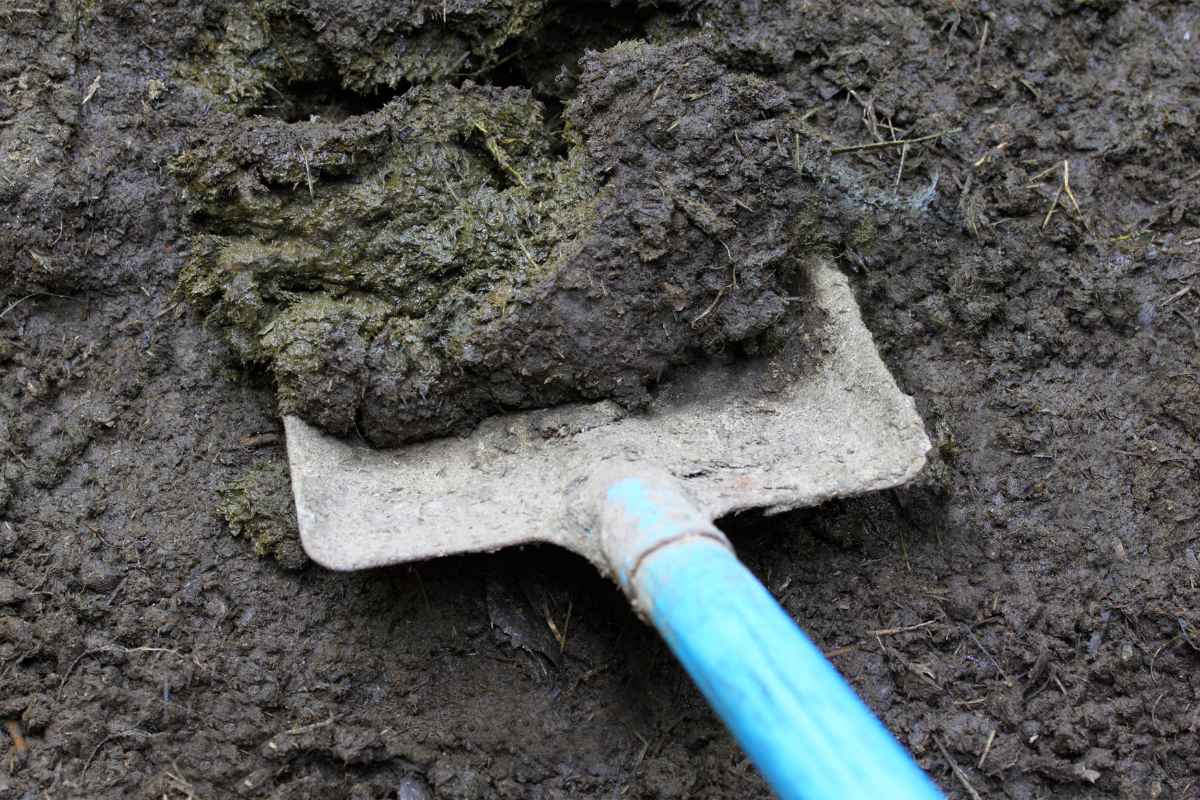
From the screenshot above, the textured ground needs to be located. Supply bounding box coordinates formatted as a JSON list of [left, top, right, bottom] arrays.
[[2, 1, 1199, 798]]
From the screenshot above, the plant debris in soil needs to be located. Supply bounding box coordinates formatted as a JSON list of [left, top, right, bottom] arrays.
[[172, 29, 856, 446]]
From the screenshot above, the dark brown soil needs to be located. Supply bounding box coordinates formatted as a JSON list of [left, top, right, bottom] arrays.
[[3, 1, 1199, 798]]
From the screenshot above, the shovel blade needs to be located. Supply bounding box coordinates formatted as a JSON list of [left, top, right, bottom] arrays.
[[285, 262, 929, 571]]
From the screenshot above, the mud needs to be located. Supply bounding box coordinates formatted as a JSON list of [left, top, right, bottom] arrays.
[[2, 1, 1200, 799], [217, 459, 306, 569], [174, 26, 838, 445]]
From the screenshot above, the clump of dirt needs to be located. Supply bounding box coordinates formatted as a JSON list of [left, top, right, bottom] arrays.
[[174, 36, 838, 446], [217, 460, 307, 568], [184, 0, 552, 114], [184, 0, 671, 120]]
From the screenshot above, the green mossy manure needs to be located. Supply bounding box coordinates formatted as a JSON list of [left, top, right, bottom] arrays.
[[218, 460, 307, 569], [175, 31, 838, 446]]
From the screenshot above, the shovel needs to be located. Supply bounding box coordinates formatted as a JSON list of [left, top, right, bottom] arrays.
[[283, 262, 944, 800]]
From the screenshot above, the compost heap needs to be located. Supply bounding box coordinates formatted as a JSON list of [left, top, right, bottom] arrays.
[[174, 4, 848, 446]]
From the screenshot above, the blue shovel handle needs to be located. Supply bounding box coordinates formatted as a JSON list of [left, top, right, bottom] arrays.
[[599, 472, 944, 800]]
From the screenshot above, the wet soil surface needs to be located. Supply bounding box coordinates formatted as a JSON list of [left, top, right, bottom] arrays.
[[2, 1, 1199, 798]]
